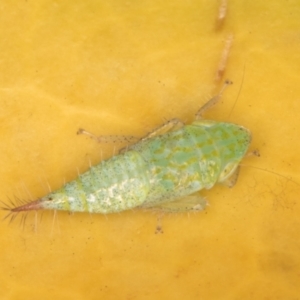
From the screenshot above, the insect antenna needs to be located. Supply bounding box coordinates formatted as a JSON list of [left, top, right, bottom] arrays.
[[240, 164, 300, 188], [227, 63, 246, 120]]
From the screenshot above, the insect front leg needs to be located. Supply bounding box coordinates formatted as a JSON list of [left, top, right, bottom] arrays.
[[221, 166, 240, 188], [140, 118, 184, 141], [195, 79, 232, 119], [119, 118, 185, 153]]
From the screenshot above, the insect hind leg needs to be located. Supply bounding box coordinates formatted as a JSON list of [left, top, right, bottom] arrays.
[[145, 195, 208, 213]]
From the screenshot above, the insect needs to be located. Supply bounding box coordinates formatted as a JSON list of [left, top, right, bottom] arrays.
[[2, 80, 252, 218]]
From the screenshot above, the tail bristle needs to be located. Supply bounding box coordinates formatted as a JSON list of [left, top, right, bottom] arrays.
[[1, 198, 43, 225]]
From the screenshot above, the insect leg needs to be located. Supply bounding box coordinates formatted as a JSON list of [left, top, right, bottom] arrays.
[[140, 118, 184, 142], [221, 166, 240, 188], [215, 34, 233, 82], [145, 195, 207, 213], [78, 118, 185, 154], [155, 214, 164, 234], [195, 79, 232, 119], [215, 0, 228, 30], [119, 118, 185, 153], [77, 128, 138, 144], [78, 117, 184, 146], [246, 149, 260, 157]]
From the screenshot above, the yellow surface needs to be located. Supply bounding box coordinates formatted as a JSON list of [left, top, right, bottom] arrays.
[[1, 1, 300, 299]]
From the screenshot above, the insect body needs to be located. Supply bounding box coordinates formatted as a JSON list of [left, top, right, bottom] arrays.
[[5, 82, 252, 215]]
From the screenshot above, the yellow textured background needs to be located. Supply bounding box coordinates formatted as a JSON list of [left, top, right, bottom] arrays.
[[1, 1, 300, 299]]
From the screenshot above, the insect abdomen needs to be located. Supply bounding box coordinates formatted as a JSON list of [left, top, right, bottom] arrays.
[[42, 151, 150, 213]]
